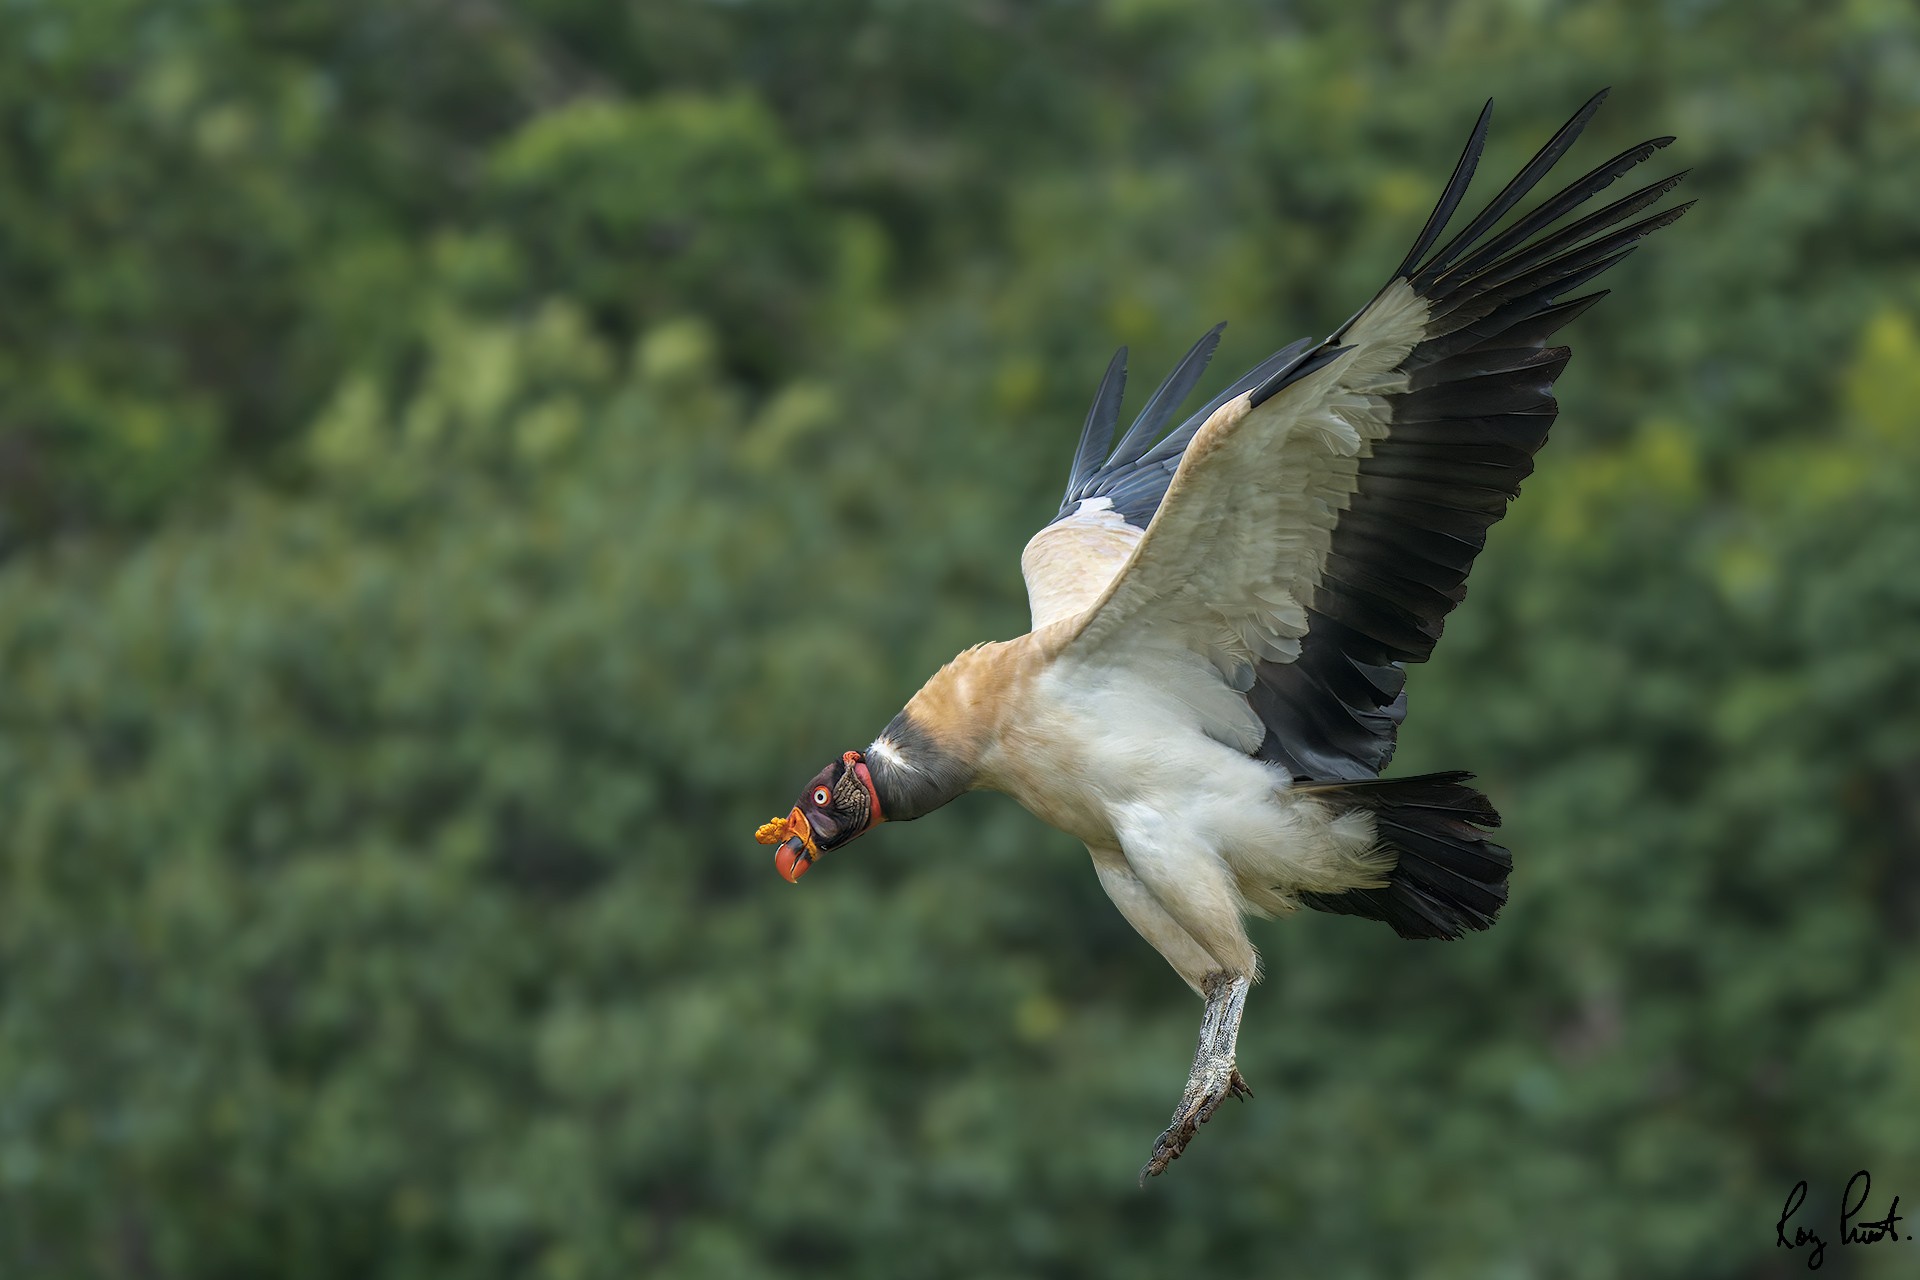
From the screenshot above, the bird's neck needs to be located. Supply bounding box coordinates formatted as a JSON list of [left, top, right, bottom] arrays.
[[865, 639, 1031, 821]]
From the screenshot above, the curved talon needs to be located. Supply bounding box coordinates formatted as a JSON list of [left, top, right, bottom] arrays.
[[1138, 1062, 1252, 1183]]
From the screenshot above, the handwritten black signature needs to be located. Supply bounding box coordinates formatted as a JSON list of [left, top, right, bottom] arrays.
[[1776, 1170, 1907, 1270]]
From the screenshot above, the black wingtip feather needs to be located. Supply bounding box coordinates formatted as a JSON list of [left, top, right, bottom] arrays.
[[1427, 141, 1674, 295], [1429, 243, 1642, 336], [1444, 170, 1689, 301], [1394, 98, 1495, 280], [1412, 88, 1612, 286], [1062, 345, 1129, 507], [1105, 323, 1224, 469], [1135, 335, 1317, 470], [1461, 200, 1693, 306]]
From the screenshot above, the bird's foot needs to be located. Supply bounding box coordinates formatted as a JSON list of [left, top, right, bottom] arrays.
[[1138, 970, 1254, 1183], [1138, 1057, 1252, 1182]]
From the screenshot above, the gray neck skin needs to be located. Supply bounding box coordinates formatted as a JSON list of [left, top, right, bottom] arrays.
[[867, 710, 973, 822]]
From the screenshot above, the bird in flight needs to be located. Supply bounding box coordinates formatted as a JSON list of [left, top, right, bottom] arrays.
[[755, 90, 1687, 1181]]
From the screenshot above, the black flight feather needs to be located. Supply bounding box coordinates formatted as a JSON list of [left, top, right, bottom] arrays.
[[1411, 87, 1610, 287], [1393, 99, 1494, 280], [1432, 142, 1677, 288], [1105, 324, 1224, 471], [1256, 93, 1687, 781], [1136, 336, 1317, 469], [1446, 171, 1689, 296], [1061, 346, 1128, 509], [1056, 332, 1318, 528]]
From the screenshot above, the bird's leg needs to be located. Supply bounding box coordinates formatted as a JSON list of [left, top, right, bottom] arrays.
[[1140, 969, 1253, 1182]]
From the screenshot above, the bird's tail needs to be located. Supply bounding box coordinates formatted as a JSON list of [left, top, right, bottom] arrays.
[[1295, 771, 1510, 940]]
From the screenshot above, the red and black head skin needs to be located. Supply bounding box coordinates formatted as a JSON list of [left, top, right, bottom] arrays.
[[755, 750, 885, 882]]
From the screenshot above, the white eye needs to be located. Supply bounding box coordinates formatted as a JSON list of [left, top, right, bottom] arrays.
[[813, 788, 831, 807]]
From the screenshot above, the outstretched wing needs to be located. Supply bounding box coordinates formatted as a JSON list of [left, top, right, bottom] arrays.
[[1051, 89, 1690, 778]]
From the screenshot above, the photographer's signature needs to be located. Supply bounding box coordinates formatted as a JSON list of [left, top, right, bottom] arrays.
[[1776, 1170, 1907, 1270]]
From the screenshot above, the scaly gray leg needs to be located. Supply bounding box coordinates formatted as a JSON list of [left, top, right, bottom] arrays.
[[1139, 970, 1253, 1182]]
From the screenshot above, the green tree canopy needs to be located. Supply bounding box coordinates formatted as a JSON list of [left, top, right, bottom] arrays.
[[2, 2, 1916, 1276]]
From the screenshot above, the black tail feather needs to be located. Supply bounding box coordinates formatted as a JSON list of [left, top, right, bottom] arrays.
[[1296, 771, 1511, 940]]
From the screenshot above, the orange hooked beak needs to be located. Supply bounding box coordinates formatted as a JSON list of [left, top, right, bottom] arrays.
[[755, 751, 884, 884], [756, 809, 819, 883]]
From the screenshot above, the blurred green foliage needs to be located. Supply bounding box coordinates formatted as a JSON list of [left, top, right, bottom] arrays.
[[2, 1, 1918, 1276]]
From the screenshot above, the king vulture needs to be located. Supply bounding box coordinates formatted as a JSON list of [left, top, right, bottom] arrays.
[[756, 90, 1688, 1180]]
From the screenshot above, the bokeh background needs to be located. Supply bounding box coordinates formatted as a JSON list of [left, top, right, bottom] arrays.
[[3, 1, 1918, 1276]]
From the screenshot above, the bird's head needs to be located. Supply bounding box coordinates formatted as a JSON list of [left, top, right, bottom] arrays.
[[754, 749, 886, 882]]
